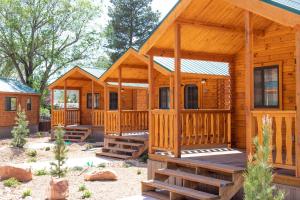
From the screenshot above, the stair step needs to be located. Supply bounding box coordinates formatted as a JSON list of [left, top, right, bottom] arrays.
[[96, 152, 131, 160], [156, 169, 233, 187], [65, 130, 88, 134], [142, 180, 219, 200], [167, 158, 244, 174], [106, 135, 148, 142], [108, 141, 144, 147], [102, 147, 137, 153], [143, 191, 169, 200]]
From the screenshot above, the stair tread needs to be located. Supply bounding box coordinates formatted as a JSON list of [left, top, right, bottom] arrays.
[[142, 191, 169, 200], [106, 135, 148, 142], [168, 158, 244, 174], [108, 141, 144, 147], [102, 147, 137, 153], [142, 180, 219, 200], [156, 169, 233, 187], [96, 152, 131, 159]]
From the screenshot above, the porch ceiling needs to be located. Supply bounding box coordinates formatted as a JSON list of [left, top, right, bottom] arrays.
[[140, 0, 296, 58]]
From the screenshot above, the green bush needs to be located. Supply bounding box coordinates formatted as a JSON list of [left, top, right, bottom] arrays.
[[22, 189, 32, 198], [45, 146, 51, 151], [244, 115, 284, 200], [82, 190, 92, 199], [3, 178, 20, 187], [26, 149, 37, 157], [137, 169, 141, 175], [27, 157, 37, 163], [11, 105, 29, 148], [139, 153, 148, 163], [40, 107, 50, 118], [78, 184, 87, 192], [34, 168, 48, 176], [122, 162, 131, 168], [72, 166, 84, 171], [36, 132, 43, 137]]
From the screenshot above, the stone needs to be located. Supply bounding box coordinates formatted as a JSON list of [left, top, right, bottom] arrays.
[[47, 178, 69, 200], [84, 169, 118, 181], [0, 165, 32, 182]]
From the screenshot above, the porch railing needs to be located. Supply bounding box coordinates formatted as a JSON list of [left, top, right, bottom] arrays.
[[93, 110, 105, 127], [150, 109, 231, 152], [121, 110, 148, 132], [105, 111, 120, 134], [252, 110, 296, 170], [51, 109, 80, 126]]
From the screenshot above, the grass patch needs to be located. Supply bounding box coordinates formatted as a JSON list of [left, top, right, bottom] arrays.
[[22, 189, 32, 198], [122, 162, 132, 168], [72, 166, 84, 171], [34, 168, 48, 176], [27, 157, 37, 163], [3, 178, 20, 187], [26, 149, 37, 157], [82, 190, 92, 199], [78, 184, 87, 192]]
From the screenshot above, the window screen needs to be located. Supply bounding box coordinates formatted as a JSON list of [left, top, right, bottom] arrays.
[[159, 87, 170, 109], [184, 85, 198, 109]]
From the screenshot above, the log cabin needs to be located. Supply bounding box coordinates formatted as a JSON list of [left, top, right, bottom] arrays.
[[0, 78, 40, 139], [138, 0, 300, 199], [97, 48, 230, 159]]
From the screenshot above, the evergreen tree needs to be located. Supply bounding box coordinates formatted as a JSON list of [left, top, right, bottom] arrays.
[[244, 115, 284, 200], [11, 105, 29, 148], [105, 0, 160, 62], [50, 126, 68, 178]]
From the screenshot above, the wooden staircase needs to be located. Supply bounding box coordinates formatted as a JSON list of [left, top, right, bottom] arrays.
[[63, 126, 92, 142], [142, 157, 244, 200], [96, 135, 148, 160]]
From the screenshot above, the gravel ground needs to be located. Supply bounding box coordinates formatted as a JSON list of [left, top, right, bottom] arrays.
[[0, 137, 148, 200]]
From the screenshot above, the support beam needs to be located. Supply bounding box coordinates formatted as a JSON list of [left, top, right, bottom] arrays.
[[177, 19, 265, 36], [148, 55, 155, 155], [105, 78, 148, 84], [174, 23, 182, 158], [64, 79, 67, 127], [91, 80, 94, 127], [169, 75, 174, 109], [295, 25, 300, 177], [245, 11, 254, 156], [104, 84, 108, 135], [118, 66, 122, 135], [119, 64, 148, 70], [148, 48, 234, 63]]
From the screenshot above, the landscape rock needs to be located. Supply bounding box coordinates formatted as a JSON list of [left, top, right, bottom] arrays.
[[84, 169, 118, 181], [0, 165, 32, 182], [47, 178, 69, 200]]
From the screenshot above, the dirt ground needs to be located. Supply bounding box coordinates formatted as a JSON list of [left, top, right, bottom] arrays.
[[0, 136, 148, 200]]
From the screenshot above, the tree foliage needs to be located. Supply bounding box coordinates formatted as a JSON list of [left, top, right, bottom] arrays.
[[50, 125, 68, 178], [105, 0, 160, 62], [244, 115, 284, 200], [11, 105, 29, 148], [0, 0, 101, 97]]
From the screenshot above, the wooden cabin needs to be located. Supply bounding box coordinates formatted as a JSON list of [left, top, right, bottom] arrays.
[[138, 0, 300, 199], [0, 78, 40, 138]]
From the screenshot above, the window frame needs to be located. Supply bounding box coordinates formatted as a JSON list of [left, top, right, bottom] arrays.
[[87, 93, 100, 109], [184, 84, 199, 109], [26, 97, 32, 111], [5, 97, 17, 112], [109, 92, 118, 110], [253, 62, 282, 109], [159, 87, 170, 109]]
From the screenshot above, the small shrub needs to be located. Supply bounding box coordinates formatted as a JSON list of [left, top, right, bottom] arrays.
[[122, 162, 131, 168], [22, 189, 32, 198], [27, 157, 37, 163], [11, 105, 29, 148], [26, 149, 37, 157], [139, 153, 148, 163], [82, 190, 92, 199], [86, 161, 94, 167], [34, 168, 48, 176], [45, 146, 51, 151], [36, 132, 43, 137], [85, 144, 93, 150], [137, 169, 141, 175], [3, 178, 20, 187], [78, 184, 87, 192], [97, 163, 106, 168], [72, 166, 84, 171]]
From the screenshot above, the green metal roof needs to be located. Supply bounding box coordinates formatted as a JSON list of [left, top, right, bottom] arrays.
[[0, 77, 38, 94], [262, 0, 300, 15], [154, 57, 229, 76]]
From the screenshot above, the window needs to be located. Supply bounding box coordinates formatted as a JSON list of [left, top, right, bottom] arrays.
[[53, 89, 79, 109], [87, 93, 100, 109], [109, 92, 118, 110], [184, 84, 198, 109], [159, 87, 170, 109], [26, 98, 32, 111], [254, 65, 279, 108], [5, 97, 17, 111]]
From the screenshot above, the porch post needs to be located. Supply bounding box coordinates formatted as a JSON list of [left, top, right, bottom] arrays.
[[295, 25, 300, 177], [92, 80, 94, 126], [148, 55, 154, 154], [118, 66, 122, 135], [245, 11, 254, 156], [174, 23, 182, 158], [169, 75, 174, 109], [104, 84, 107, 135], [64, 79, 67, 127]]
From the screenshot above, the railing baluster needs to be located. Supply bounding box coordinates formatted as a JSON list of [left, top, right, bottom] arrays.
[[275, 116, 283, 164]]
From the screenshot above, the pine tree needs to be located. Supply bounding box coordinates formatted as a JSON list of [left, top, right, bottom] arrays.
[[105, 0, 160, 62], [50, 126, 68, 178], [11, 105, 29, 148], [244, 115, 284, 200]]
